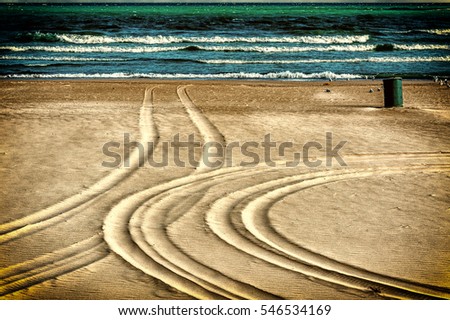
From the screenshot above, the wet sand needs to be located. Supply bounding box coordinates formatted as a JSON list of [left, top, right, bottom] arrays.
[[0, 80, 449, 299]]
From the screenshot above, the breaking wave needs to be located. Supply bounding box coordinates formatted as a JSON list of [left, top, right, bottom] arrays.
[[15, 32, 371, 45], [418, 29, 450, 35], [199, 56, 450, 64], [0, 55, 127, 62], [2, 44, 448, 54], [0, 71, 363, 80]]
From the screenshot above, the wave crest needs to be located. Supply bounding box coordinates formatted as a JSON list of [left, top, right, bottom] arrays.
[[200, 56, 450, 64], [0, 71, 362, 80], [16, 32, 371, 45], [15, 31, 59, 43], [419, 29, 450, 35], [2, 43, 447, 54], [0, 55, 126, 62]]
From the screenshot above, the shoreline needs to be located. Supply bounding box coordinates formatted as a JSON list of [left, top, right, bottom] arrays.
[[0, 78, 436, 85]]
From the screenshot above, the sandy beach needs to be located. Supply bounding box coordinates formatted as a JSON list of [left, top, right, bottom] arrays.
[[0, 79, 449, 300]]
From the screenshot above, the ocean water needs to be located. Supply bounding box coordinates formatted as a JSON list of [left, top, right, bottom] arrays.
[[0, 3, 449, 80]]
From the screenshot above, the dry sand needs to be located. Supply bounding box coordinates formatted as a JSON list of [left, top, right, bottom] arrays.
[[0, 80, 449, 300]]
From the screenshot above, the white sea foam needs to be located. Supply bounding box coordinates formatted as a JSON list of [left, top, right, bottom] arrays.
[[394, 44, 450, 50], [387, 29, 450, 35], [23, 63, 52, 67], [54, 33, 370, 45], [418, 29, 450, 35], [0, 55, 127, 62], [2, 43, 447, 54], [200, 56, 450, 64], [0, 71, 363, 80], [0, 44, 375, 53], [386, 30, 412, 34], [0, 45, 182, 53], [214, 44, 376, 53]]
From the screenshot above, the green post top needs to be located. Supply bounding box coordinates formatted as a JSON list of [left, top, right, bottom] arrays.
[[383, 77, 403, 108]]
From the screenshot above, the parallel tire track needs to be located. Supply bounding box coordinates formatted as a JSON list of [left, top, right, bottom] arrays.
[[104, 86, 280, 299], [242, 167, 450, 299], [0, 87, 158, 243], [104, 83, 450, 300], [206, 163, 450, 299], [0, 87, 158, 295], [135, 170, 280, 299], [0, 235, 107, 297], [104, 87, 255, 299], [177, 85, 225, 171], [110, 155, 448, 299]]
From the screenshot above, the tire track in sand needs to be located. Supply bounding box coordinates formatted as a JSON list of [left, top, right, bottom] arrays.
[[126, 153, 449, 299], [163, 152, 450, 299], [206, 161, 450, 299], [176, 85, 225, 171], [0, 235, 107, 297], [104, 86, 278, 299], [0, 87, 158, 295], [107, 87, 450, 301], [243, 165, 450, 299], [134, 169, 282, 299], [0, 87, 158, 243]]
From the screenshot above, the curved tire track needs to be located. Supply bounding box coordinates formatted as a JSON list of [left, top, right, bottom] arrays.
[[104, 87, 271, 299], [136, 170, 280, 299], [243, 166, 450, 299], [205, 162, 450, 299], [105, 147, 450, 299]]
